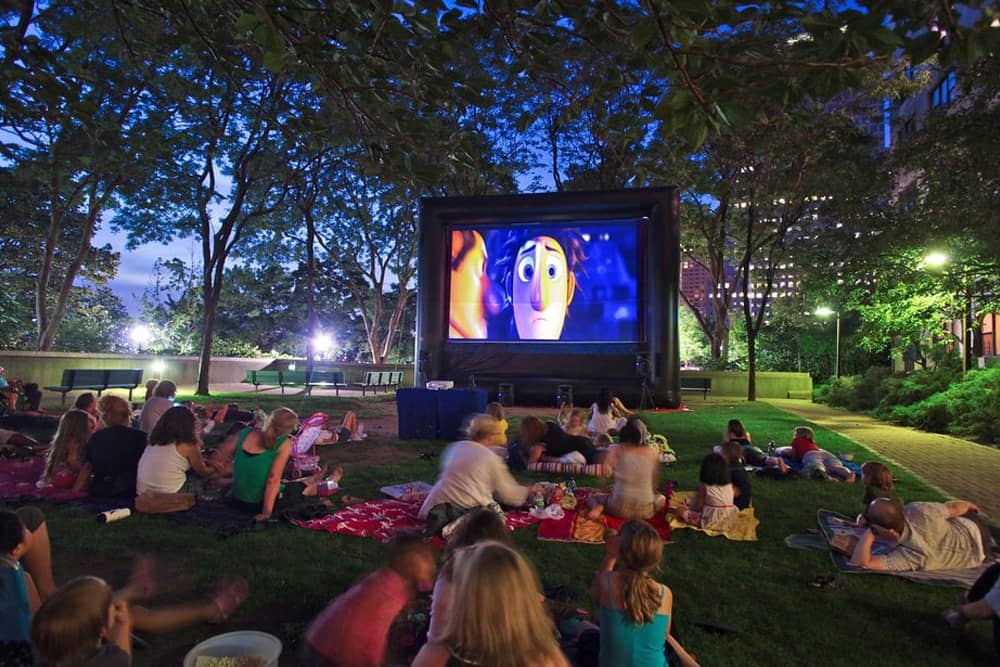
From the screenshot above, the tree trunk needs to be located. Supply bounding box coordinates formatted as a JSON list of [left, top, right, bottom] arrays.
[[196, 280, 220, 396], [305, 211, 317, 375], [746, 325, 757, 401]]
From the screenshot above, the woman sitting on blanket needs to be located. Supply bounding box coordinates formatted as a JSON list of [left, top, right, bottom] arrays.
[[586, 419, 665, 521], [787, 426, 856, 483], [38, 410, 93, 491], [230, 408, 343, 522], [582, 521, 701, 667], [136, 406, 218, 497], [419, 414, 542, 536], [588, 387, 631, 437]]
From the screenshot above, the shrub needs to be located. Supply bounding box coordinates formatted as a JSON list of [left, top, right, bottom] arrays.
[[874, 367, 960, 418]]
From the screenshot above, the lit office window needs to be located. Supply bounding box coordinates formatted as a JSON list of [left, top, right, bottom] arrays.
[[931, 71, 956, 108]]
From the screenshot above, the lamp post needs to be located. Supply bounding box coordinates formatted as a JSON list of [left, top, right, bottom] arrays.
[[923, 251, 971, 376], [815, 307, 840, 378]]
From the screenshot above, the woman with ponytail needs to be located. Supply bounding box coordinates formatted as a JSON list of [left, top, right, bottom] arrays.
[[231, 407, 343, 522], [589, 521, 700, 667]]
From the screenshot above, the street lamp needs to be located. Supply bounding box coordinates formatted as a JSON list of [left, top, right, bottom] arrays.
[[129, 324, 152, 352], [815, 307, 840, 378], [312, 332, 335, 359], [922, 251, 972, 376]]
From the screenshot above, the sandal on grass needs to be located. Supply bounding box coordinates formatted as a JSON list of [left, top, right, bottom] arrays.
[[808, 575, 843, 591], [208, 578, 249, 623], [942, 608, 966, 631]]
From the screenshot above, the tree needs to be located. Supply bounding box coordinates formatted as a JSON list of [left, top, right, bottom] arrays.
[[0, 1, 160, 350]]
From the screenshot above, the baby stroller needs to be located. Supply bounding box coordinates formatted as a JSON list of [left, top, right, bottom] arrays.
[[287, 412, 327, 478]]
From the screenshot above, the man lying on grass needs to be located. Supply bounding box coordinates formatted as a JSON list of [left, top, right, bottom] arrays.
[[850, 497, 991, 571]]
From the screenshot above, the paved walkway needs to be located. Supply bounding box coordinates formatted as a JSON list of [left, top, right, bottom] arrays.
[[767, 399, 1000, 522]]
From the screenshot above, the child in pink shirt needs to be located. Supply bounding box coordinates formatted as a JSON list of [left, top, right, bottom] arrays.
[[303, 535, 437, 667]]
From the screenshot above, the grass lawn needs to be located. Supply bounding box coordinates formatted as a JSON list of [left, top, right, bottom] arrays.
[[8, 397, 997, 666]]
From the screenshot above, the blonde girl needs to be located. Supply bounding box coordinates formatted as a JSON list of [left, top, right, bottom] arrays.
[[40, 410, 92, 490], [485, 402, 509, 447], [231, 408, 341, 522], [31, 576, 132, 667], [413, 541, 570, 667], [591, 521, 700, 667]]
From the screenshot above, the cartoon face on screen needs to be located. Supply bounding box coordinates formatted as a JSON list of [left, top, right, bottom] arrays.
[[449, 230, 489, 339], [495, 231, 585, 340]]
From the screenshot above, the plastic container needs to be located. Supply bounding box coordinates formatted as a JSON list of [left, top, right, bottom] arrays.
[[183, 631, 282, 667]]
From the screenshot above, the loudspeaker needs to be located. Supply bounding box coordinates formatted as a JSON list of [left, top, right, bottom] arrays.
[[635, 353, 651, 380]]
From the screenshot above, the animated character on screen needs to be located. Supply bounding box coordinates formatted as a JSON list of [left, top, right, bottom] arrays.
[[495, 230, 586, 340], [449, 230, 490, 339]]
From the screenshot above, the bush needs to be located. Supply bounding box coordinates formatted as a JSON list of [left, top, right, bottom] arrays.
[[885, 368, 1000, 444], [819, 367, 891, 411], [873, 367, 960, 418]]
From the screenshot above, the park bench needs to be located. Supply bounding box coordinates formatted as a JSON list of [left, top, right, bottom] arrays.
[[244, 370, 283, 391], [304, 370, 347, 395], [353, 370, 403, 396], [44, 369, 144, 405], [244, 369, 348, 395], [680, 377, 712, 399]]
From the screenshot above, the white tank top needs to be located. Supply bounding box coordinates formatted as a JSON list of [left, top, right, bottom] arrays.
[[136, 443, 191, 494]]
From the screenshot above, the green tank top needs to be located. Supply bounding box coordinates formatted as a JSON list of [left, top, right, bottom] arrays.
[[232, 428, 287, 505]]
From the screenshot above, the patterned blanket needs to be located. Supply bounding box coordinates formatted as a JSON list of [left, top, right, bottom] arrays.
[[0, 457, 86, 502], [293, 494, 539, 543], [535, 488, 672, 544]]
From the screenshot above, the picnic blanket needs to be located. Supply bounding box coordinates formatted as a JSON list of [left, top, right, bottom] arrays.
[[817, 509, 997, 588], [536, 488, 671, 544], [0, 457, 86, 502], [294, 494, 539, 543], [667, 491, 759, 541]]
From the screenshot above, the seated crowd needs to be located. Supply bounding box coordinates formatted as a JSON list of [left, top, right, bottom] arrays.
[[0, 381, 996, 666]]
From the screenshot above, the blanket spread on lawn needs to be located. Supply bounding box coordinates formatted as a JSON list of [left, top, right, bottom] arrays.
[[667, 490, 759, 541], [817, 509, 997, 588], [294, 493, 539, 543], [0, 457, 86, 502], [535, 488, 671, 544]]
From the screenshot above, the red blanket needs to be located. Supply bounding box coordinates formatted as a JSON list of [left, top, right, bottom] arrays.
[[0, 457, 86, 502], [294, 495, 539, 543], [535, 488, 671, 544]]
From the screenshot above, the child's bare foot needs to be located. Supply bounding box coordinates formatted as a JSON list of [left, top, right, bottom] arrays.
[[327, 465, 344, 484], [123, 555, 157, 600], [207, 578, 249, 623]]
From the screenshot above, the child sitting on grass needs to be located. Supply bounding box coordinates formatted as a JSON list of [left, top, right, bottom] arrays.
[[31, 576, 132, 667], [586, 521, 700, 667], [428, 508, 510, 642], [677, 453, 738, 532], [485, 402, 509, 448], [719, 441, 752, 510], [303, 534, 437, 667], [1, 510, 38, 662], [38, 410, 92, 491]]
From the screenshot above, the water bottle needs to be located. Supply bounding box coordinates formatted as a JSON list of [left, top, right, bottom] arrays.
[[97, 508, 131, 524]]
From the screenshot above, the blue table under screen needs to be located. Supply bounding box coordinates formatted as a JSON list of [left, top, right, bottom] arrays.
[[396, 388, 488, 440]]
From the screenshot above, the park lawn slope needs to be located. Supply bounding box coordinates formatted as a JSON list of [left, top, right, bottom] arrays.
[[14, 399, 997, 666]]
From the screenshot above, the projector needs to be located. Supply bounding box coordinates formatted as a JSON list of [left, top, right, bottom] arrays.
[[425, 380, 454, 390]]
